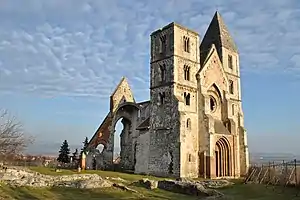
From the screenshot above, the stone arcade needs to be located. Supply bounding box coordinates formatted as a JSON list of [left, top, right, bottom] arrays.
[[83, 11, 249, 179]]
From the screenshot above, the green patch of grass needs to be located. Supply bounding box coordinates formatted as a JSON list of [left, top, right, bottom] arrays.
[[6, 167, 300, 199], [0, 184, 199, 200], [29, 166, 164, 181]]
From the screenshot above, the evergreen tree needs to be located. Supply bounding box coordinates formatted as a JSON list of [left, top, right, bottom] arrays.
[[57, 140, 70, 163], [72, 148, 79, 159], [81, 137, 89, 153]]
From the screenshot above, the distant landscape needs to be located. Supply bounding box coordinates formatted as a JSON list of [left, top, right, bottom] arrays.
[[25, 141, 300, 165]]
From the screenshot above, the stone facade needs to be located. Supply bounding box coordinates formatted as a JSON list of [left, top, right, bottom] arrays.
[[85, 11, 249, 179]]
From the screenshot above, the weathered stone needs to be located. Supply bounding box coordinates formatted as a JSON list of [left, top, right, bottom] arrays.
[[0, 168, 112, 188], [157, 180, 223, 197], [135, 178, 158, 189]]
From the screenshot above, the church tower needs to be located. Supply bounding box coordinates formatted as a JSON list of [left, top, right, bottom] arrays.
[[200, 11, 249, 176], [148, 23, 200, 177]]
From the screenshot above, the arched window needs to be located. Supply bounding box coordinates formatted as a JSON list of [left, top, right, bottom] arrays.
[[158, 92, 165, 105], [186, 118, 191, 130], [184, 65, 190, 81], [229, 80, 234, 94], [159, 35, 167, 54], [160, 64, 166, 82], [183, 36, 190, 53], [184, 92, 190, 106]]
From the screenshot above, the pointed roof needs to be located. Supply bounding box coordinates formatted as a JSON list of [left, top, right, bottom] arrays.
[[200, 11, 238, 66]]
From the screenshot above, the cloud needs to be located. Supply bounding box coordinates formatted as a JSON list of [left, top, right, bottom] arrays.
[[0, 0, 300, 101]]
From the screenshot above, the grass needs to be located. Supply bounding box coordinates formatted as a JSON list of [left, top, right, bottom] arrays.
[[29, 166, 165, 181], [1, 167, 300, 199]]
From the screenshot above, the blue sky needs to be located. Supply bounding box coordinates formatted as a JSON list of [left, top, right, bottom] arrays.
[[0, 0, 300, 155]]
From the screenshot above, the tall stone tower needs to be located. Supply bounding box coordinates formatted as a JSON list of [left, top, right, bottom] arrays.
[[148, 23, 200, 178], [200, 11, 249, 176]]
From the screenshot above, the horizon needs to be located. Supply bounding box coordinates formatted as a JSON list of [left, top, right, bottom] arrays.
[[1, 0, 300, 156]]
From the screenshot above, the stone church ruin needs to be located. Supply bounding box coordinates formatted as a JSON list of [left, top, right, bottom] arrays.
[[82, 11, 249, 179]]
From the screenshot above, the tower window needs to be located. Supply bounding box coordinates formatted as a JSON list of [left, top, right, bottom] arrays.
[[232, 104, 235, 116], [184, 92, 190, 106], [188, 154, 192, 162], [159, 92, 166, 105], [228, 55, 233, 69], [160, 64, 166, 82], [229, 80, 234, 94], [159, 35, 167, 54], [183, 36, 190, 53], [184, 65, 190, 81], [186, 118, 191, 129]]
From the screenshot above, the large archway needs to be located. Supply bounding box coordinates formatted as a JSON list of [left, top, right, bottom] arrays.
[[110, 103, 139, 171], [215, 137, 231, 177], [112, 117, 132, 168]]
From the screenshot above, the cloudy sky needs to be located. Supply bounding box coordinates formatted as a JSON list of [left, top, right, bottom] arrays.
[[0, 0, 300, 155]]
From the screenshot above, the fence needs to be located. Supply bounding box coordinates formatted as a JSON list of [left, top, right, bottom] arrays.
[[245, 159, 300, 195]]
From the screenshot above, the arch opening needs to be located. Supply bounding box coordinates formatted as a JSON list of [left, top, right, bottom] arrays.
[[113, 117, 132, 167], [215, 138, 231, 177]]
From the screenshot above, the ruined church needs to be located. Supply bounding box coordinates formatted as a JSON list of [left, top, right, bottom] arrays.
[[83, 11, 249, 179]]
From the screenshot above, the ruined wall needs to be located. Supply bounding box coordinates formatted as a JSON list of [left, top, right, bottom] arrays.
[[135, 131, 150, 174], [110, 77, 135, 113], [148, 85, 181, 177]]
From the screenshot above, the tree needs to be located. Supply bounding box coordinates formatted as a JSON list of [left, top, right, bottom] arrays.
[[57, 140, 70, 163], [81, 137, 89, 153], [72, 148, 79, 160], [0, 109, 34, 160]]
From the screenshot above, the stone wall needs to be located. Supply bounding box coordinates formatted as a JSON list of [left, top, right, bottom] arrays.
[[148, 85, 181, 177], [135, 131, 150, 174]]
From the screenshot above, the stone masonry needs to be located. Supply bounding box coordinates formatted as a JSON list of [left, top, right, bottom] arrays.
[[84, 11, 249, 179]]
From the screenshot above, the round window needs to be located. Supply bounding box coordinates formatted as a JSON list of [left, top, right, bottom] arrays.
[[209, 96, 217, 112]]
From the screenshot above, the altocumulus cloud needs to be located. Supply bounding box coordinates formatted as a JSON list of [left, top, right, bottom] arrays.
[[0, 0, 300, 100]]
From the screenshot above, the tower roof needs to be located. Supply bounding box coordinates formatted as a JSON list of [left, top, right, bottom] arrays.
[[200, 11, 238, 66]]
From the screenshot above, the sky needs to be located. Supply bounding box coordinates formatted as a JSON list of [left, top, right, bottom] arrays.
[[0, 0, 300, 156]]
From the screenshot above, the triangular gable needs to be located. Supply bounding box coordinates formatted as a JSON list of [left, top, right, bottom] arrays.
[[110, 77, 135, 112], [197, 44, 229, 93]]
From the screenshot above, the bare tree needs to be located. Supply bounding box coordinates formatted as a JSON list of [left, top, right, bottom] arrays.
[[0, 109, 34, 160]]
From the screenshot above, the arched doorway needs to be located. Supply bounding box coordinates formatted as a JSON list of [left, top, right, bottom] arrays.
[[110, 103, 139, 171], [215, 137, 231, 177], [112, 117, 132, 170]]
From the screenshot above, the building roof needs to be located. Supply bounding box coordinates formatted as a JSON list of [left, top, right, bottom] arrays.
[[200, 11, 238, 66]]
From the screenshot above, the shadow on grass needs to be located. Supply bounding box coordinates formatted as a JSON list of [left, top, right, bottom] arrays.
[[219, 182, 300, 200], [0, 185, 199, 200]]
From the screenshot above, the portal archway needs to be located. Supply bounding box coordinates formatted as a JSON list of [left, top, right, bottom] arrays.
[[215, 137, 231, 177], [110, 103, 140, 171]]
